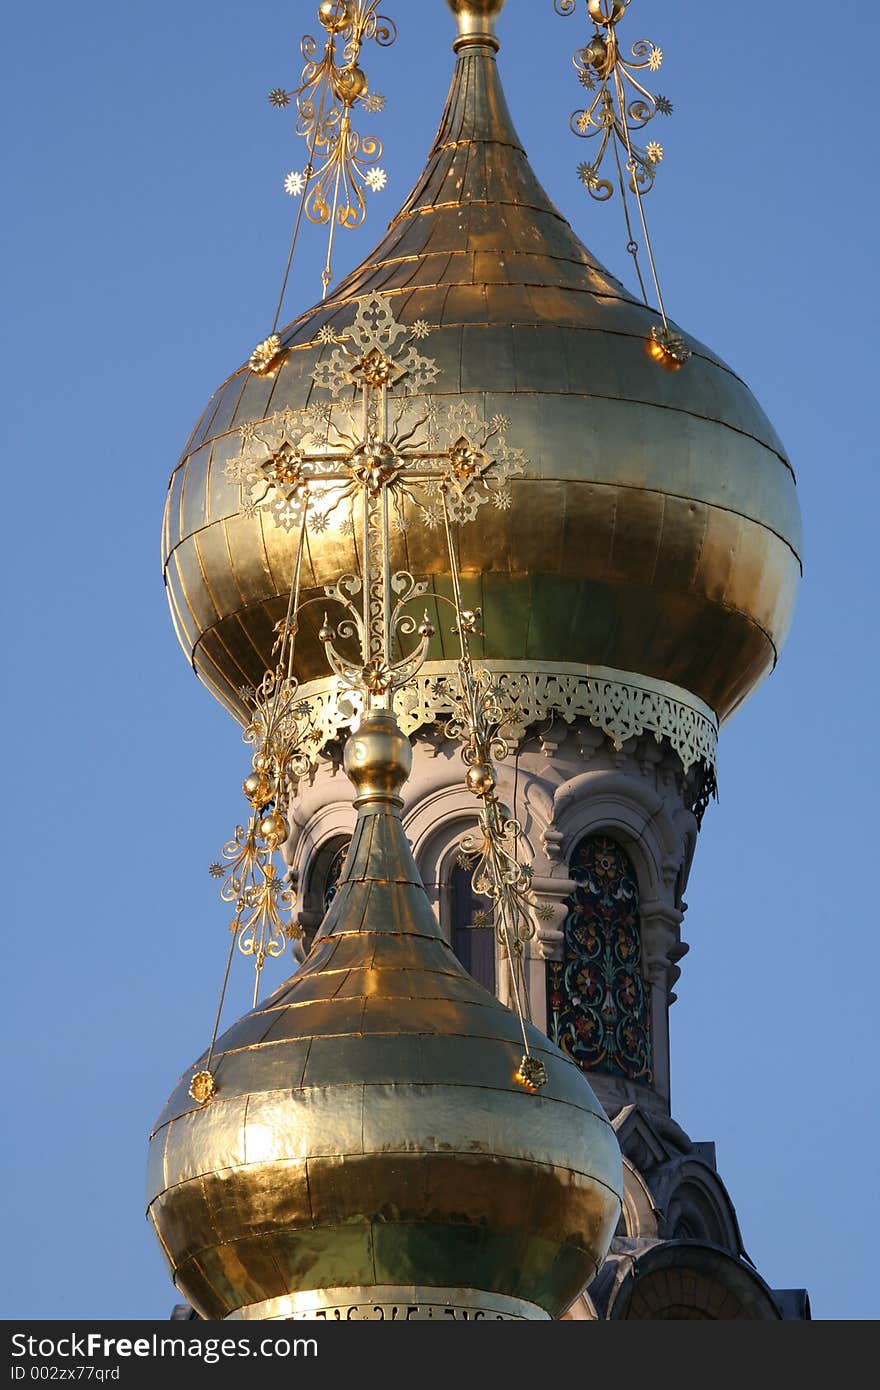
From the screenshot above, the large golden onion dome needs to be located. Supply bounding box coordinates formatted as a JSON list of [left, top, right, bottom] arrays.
[[148, 713, 623, 1320], [162, 1, 801, 729]]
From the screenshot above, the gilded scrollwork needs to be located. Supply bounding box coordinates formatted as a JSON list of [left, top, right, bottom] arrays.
[[442, 658, 537, 967], [555, 0, 671, 200], [269, 2, 396, 295], [204, 658, 317, 1029], [554, 0, 690, 369]]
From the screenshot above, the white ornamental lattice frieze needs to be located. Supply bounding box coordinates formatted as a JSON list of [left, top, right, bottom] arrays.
[[294, 665, 717, 775]]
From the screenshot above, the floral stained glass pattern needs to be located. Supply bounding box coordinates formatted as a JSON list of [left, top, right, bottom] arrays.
[[547, 835, 652, 1083]]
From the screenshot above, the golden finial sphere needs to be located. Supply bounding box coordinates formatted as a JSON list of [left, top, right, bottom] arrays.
[[582, 35, 609, 70], [466, 762, 496, 797], [589, 0, 626, 26], [318, 0, 351, 34], [243, 771, 271, 806], [260, 810, 289, 849], [337, 65, 368, 101], [344, 712, 413, 804]]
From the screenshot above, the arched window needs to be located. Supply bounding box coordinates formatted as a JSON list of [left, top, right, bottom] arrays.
[[304, 837, 352, 933], [449, 862, 496, 993], [547, 834, 652, 1083]]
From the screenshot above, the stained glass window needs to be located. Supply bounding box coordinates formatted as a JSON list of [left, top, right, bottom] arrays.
[[322, 841, 349, 913], [547, 834, 652, 1083]]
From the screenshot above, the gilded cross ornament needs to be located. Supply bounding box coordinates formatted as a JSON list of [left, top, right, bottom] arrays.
[[554, 0, 690, 369], [226, 292, 526, 715]]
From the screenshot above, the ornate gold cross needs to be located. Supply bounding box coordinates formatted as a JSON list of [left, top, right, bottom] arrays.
[[227, 292, 527, 714]]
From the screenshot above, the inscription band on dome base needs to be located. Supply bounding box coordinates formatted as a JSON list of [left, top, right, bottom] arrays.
[[225, 1285, 550, 1321]]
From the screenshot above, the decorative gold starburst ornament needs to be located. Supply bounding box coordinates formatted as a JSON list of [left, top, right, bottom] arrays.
[[648, 323, 691, 371], [248, 333, 284, 376], [245, 4, 398, 383], [188, 1070, 216, 1105], [514, 1055, 548, 1094]]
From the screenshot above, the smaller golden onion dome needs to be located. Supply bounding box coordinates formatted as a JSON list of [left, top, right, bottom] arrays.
[[147, 712, 622, 1321]]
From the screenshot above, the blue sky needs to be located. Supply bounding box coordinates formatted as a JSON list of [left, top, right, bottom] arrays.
[[2, 0, 876, 1320]]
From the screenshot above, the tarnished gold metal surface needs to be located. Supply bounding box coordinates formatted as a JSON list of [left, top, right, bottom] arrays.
[[163, 37, 801, 729], [148, 712, 622, 1320]]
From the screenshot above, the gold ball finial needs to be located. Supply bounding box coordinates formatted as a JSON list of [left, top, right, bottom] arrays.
[[336, 64, 368, 102], [318, 0, 352, 35], [343, 711, 413, 807], [466, 762, 496, 797], [446, 0, 506, 52], [260, 810, 290, 851], [243, 770, 272, 807]]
